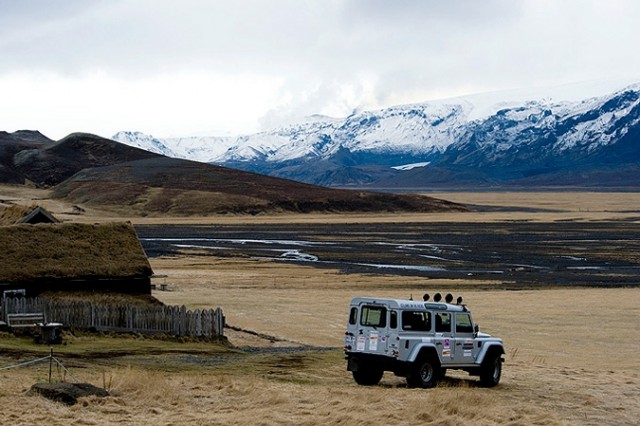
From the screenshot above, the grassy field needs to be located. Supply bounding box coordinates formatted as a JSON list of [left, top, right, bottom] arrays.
[[0, 269, 638, 425], [1, 188, 639, 424]]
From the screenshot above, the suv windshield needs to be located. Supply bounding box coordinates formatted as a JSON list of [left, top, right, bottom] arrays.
[[455, 313, 474, 333]]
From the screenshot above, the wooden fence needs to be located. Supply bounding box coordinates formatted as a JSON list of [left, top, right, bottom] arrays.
[[1, 297, 224, 338]]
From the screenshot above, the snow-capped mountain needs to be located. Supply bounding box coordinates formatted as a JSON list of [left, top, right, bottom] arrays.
[[112, 131, 179, 158], [113, 82, 640, 188], [429, 87, 640, 177], [112, 131, 235, 162], [116, 100, 469, 164]]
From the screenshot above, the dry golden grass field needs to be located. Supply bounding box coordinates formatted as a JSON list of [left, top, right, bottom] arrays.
[[1, 186, 640, 425]]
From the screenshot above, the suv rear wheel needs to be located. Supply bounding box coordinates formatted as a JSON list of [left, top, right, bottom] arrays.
[[352, 363, 384, 386], [406, 356, 439, 388]]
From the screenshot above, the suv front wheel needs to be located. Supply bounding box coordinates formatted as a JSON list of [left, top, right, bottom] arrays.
[[479, 351, 502, 387]]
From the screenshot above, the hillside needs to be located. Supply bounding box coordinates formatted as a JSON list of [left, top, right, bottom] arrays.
[[1, 131, 465, 216], [0, 130, 52, 184], [1, 131, 160, 186], [51, 156, 464, 215]]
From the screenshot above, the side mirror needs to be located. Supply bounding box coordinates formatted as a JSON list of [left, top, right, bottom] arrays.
[[474, 324, 479, 337]]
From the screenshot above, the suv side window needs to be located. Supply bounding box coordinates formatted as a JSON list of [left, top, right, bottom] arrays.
[[349, 307, 358, 325], [402, 311, 431, 331], [360, 306, 387, 327], [435, 312, 451, 333], [390, 310, 398, 329], [455, 313, 473, 334]]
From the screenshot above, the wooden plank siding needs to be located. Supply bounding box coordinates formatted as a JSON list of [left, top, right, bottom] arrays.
[[1, 297, 224, 338]]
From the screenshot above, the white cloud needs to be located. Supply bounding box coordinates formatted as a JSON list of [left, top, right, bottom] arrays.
[[0, 71, 284, 139], [1, 0, 639, 139]]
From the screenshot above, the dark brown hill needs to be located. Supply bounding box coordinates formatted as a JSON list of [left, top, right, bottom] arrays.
[[53, 156, 466, 215], [12, 133, 160, 186], [0, 130, 53, 184], [2, 131, 466, 215]]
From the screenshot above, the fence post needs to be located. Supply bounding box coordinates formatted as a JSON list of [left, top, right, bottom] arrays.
[[48, 348, 53, 383], [91, 303, 95, 329], [180, 306, 187, 337], [215, 307, 225, 337]]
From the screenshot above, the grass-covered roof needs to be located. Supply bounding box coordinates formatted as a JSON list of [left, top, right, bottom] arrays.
[[0, 204, 33, 225], [0, 222, 152, 283]]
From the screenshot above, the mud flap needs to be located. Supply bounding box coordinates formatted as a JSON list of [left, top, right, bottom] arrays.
[[347, 357, 360, 371]]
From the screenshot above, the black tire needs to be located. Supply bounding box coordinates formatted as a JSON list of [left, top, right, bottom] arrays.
[[406, 356, 439, 388], [479, 351, 502, 387], [352, 365, 384, 386]]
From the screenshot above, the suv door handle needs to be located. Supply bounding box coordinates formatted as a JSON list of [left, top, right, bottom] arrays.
[[436, 342, 442, 346]]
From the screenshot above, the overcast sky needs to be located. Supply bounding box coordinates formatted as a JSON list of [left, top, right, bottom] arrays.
[[1, 0, 639, 140]]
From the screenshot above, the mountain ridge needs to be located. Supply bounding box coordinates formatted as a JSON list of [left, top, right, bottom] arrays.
[[113, 82, 640, 188]]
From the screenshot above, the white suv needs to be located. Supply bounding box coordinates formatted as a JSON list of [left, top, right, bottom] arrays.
[[344, 293, 504, 388]]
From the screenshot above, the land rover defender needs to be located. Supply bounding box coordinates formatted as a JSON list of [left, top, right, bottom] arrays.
[[344, 293, 504, 388]]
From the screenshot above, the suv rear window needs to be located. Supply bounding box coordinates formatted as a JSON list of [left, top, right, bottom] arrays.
[[349, 307, 358, 325], [360, 306, 387, 327]]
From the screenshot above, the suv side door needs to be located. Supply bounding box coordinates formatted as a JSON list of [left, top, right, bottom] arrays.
[[434, 311, 454, 361], [452, 312, 477, 364]]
